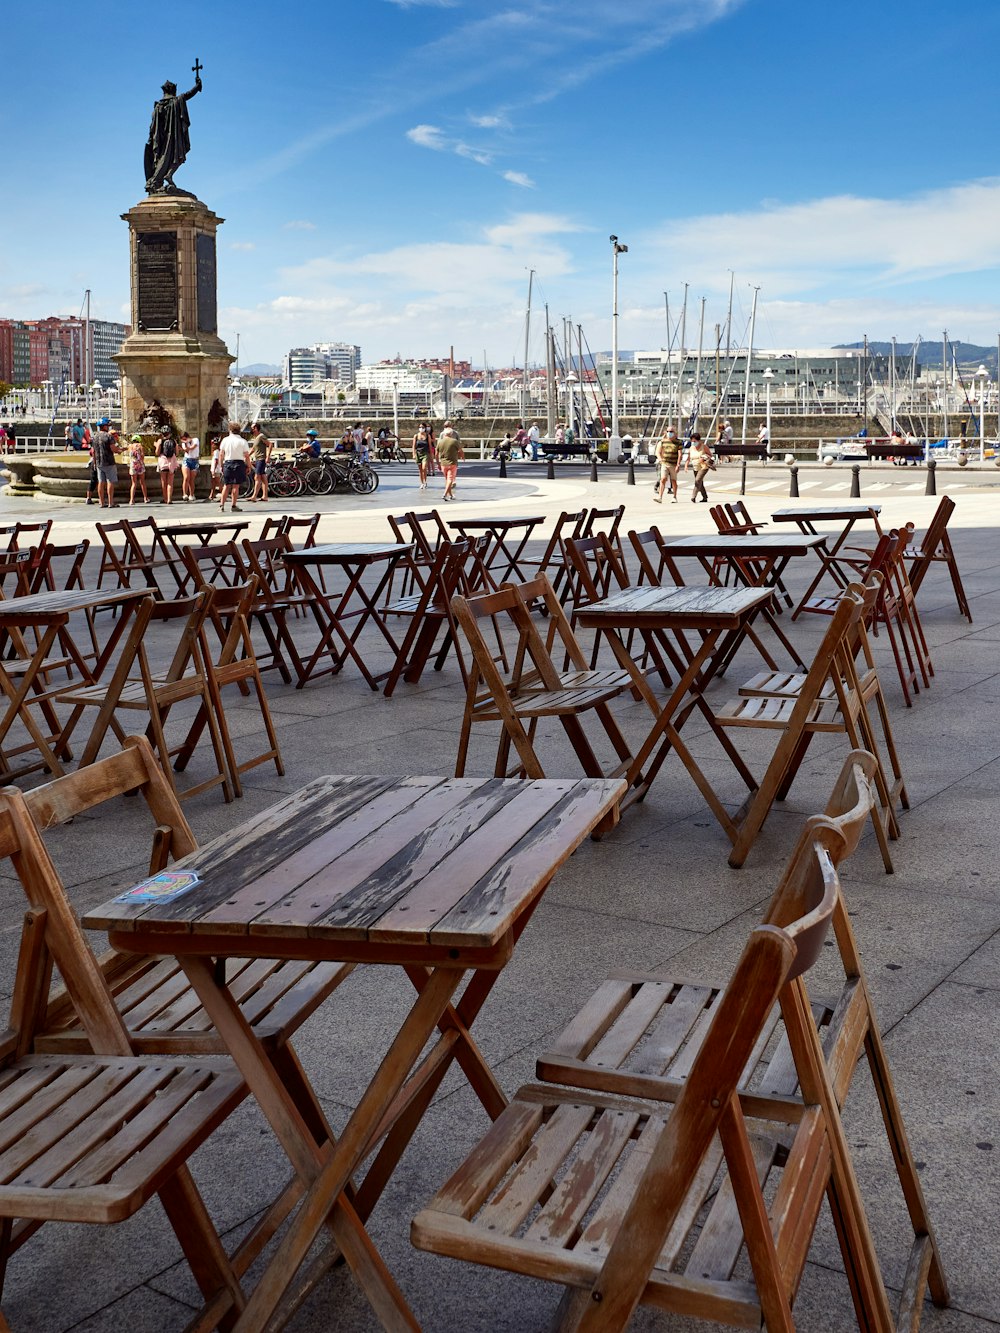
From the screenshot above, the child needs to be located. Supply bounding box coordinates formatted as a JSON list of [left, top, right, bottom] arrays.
[[208, 437, 224, 502], [127, 434, 148, 505]]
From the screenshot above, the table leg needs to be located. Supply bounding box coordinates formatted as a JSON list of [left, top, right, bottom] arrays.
[[0, 623, 67, 777], [791, 519, 866, 618], [183, 956, 463, 1332]]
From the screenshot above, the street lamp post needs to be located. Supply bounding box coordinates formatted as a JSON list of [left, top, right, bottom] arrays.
[[763, 366, 773, 457], [564, 371, 579, 440], [977, 364, 989, 464], [609, 235, 628, 463], [392, 379, 399, 445]]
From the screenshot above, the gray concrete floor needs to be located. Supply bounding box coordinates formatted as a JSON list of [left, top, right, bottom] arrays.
[[0, 463, 997, 1331]]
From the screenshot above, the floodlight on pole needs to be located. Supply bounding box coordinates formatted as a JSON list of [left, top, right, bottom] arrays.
[[609, 235, 628, 463]]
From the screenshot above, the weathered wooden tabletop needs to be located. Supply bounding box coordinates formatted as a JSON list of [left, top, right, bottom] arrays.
[[0, 586, 146, 624], [283, 542, 411, 564], [771, 504, 882, 523], [575, 585, 774, 630], [663, 533, 826, 555], [85, 773, 625, 963]]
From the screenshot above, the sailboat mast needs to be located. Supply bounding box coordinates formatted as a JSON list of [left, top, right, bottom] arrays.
[[522, 269, 534, 423], [942, 331, 948, 441], [694, 297, 705, 433], [741, 286, 759, 446], [725, 271, 734, 357], [663, 293, 671, 423], [544, 305, 556, 438]]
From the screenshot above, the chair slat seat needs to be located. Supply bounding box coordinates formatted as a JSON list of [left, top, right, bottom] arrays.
[[716, 693, 847, 731], [0, 1053, 243, 1222], [475, 680, 635, 720]]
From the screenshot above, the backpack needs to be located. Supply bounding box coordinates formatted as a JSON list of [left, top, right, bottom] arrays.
[[161, 438, 176, 458]]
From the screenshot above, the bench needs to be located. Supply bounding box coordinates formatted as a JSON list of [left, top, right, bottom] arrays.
[[865, 441, 924, 462], [540, 441, 600, 461], [716, 442, 770, 460]]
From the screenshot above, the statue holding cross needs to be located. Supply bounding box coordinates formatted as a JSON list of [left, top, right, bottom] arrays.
[[144, 59, 203, 194]]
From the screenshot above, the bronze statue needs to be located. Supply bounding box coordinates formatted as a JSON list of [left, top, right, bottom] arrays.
[[144, 59, 203, 194]]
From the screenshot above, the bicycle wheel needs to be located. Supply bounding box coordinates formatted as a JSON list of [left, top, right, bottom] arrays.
[[240, 470, 255, 498], [268, 465, 299, 499], [348, 464, 379, 494]]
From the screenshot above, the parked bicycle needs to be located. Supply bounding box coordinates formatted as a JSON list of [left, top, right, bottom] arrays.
[[305, 451, 379, 495]]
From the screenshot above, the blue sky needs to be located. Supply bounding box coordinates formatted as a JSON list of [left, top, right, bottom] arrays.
[[4, 0, 1000, 369]]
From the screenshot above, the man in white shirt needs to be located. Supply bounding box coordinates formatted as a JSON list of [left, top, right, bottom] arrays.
[[527, 421, 541, 461]]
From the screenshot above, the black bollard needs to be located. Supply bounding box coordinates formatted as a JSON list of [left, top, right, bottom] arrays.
[[546, 458, 555, 481], [590, 455, 599, 483], [789, 465, 799, 498], [740, 458, 747, 496], [498, 453, 507, 479], [627, 457, 635, 486], [850, 464, 861, 498], [925, 458, 937, 496]]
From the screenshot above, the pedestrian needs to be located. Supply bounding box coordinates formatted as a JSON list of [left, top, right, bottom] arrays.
[[412, 421, 431, 489], [92, 416, 119, 509], [180, 430, 201, 500], [361, 426, 373, 462], [425, 422, 438, 475], [351, 421, 364, 451], [554, 422, 566, 446], [718, 417, 734, 459], [756, 419, 770, 457], [436, 421, 463, 502], [527, 420, 541, 461], [653, 428, 681, 504], [219, 423, 250, 512], [155, 428, 179, 503], [70, 418, 86, 451], [127, 434, 148, 505], [63, 423, 73, 449], [247, 422, 272, 501], [686, 432, 715, 503], [514, 422, 529, 457], [208, 436, 224, 502], [4, 422, 15, 454], [84, 432, 98, 505]]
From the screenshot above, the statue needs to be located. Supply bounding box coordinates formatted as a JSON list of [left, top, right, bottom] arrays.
[[144, 59, 203, 194]]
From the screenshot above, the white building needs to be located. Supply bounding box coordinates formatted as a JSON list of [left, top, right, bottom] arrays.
[[283, 348, 332, 387], [312, 342, 361, 386], [355, 362, 443, 399]]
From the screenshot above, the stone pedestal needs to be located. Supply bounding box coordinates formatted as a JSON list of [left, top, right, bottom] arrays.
[[114, 194, 233, 446]]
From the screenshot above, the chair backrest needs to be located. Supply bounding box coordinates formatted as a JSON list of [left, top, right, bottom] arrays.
[[96, 518, 164, 593], [241, 534, 301, 601], [628, 527, 684, 588], [4, 519, 53, 553], [180, 541, 248, 592], [29, 540, 89, 596], [581, 504, 625, 559], [916, 495, 956, 563], [564, 533, 630, 611], [389, 510, 449, 564], [278, 513, 321, 548], [0, 548, 34, 599]]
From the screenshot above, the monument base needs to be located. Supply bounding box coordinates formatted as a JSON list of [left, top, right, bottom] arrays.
[[115, 194, 234, 446]]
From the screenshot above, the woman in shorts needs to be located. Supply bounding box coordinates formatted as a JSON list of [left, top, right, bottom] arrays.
[[219, 424, 249, 512], [208, 437, 223, 502], [412, 422, 431, 490], [180, 431, 201, 501], [127, 434, 148, 505], [155, 431, 179, 504]]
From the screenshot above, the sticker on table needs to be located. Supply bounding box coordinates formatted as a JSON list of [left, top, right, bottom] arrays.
[[114, 871, 202, 904]]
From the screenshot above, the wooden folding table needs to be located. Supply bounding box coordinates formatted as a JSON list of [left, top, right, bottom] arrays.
[[447, 514, 545, 583], [84, 770, 624, 1331], [658, 532, 827, 671], [0, 586, 148, 779], [771, 504, 882, 617], [282, 542, 416, 690], [575, 585, 773, 837], [158, 518, 252, 593]]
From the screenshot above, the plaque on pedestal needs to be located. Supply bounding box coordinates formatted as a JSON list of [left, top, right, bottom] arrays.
[[195, 233, 217, 334], [137, 232, 178, 331]]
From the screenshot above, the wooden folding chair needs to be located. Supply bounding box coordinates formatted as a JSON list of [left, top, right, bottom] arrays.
[[20, 737, 348, 1137], [383, 538, 480, 697], [452, 575, 636, 782], [1, 519, 52, 555], [737, 576, 908, 872], [530, 750, 947, 1330], [240, 534, 318, 683], [0, 789, 248, 1326], [95, 517, 180, 597], [516, 509, 587, 605], [56, 589, 234, 804], [581, 503, 626, 566], [386, 509, 451, 601], [905, 496, 971, 621], [714, 587, 901, 868], [172, 578, 285, 796], [414, 823, 907, 1331], [710, 502, 794, 608], [277, 512, 321, 548]]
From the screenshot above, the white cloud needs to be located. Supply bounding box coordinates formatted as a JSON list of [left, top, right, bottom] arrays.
[[283, 220, 317, 231], [503, 171, 535, 189], [384, 0, 458, 7], [230, 241, 255, 251], [406, 124, 447, 151], [470, 113, 508, 129], [643, 178, 1000, 297]]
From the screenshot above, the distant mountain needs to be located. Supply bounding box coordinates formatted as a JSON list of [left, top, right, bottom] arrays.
[[835, 341, 999, 373], [235, 363, 281, 377]]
